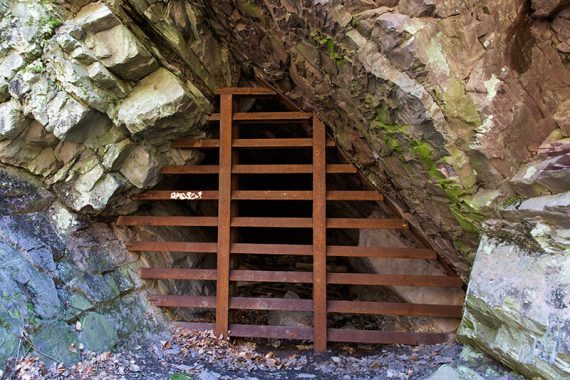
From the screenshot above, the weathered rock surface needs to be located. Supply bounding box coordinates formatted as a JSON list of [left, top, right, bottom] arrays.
[[458, 235, 570, 379], [0, 166, 164, 365]]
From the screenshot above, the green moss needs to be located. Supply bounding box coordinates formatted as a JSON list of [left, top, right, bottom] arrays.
[[170, 374, 192, 380], [310, 31, 345, 65], [26, 65, 46, 74], [40, 16, 63, 35], [502, 196, 524, 207], [243, 0, 264, 21], [442, 78, 481, 126]]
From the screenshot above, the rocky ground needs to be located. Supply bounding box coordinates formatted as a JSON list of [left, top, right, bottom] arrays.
[[3, 328, 521, 380]]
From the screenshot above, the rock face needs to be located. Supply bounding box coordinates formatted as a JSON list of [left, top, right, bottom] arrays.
[[0, 166, 163, 365], [458, 236, 570, 379], [0, 0, 569, 378]]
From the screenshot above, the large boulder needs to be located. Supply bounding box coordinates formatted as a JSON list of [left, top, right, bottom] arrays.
[[457, 236, 570, 379]]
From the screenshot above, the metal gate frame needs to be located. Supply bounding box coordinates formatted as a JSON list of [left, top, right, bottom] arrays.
[[117, 87, 463, 352]]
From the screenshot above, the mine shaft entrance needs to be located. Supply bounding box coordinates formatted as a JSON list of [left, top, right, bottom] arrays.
[[117, 87, 464, 352]]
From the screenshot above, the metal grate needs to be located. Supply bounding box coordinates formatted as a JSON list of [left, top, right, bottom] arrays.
[[117, 87, 463, 352]]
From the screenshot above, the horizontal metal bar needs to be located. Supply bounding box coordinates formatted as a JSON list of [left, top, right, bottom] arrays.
[[232, 217, 312, 228], [327, 273, 464, 288], [160, 164, 357, 175], [230, 270, 312, 283], [171, 323, 453, 345], [327, 329, 453, 345], [127, 241, 217, 252], [326, 246, 436, 259], [133, 190, 383, 202], [152, 296, 313, 311], [140, 268, 217, 280], [230, 324, 313, 340], [328, 218, 408, 229], [161, 165, 219, 174], [172, 138, 336, 149], [126, 241, 436, 259], [139, 268, 462, 287], [215, 87, 276, 95], [207, 112, 312, 122], [117, 216, 218, 227], [327, 301, 463, 317], [149, 295, 460, 317]]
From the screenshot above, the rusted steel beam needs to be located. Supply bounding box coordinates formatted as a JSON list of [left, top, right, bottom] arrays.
[[161, 165, 219, 174], [327, 329, 454, 345], [149, 295, 215, 308], [230, 243, 312, 255], [327, 218, 408, 229], [231, 297, 313, 311], [326, 246, 437, 259], [132, 190, 382, 201], [149, 295, 314, 312], [160, 164, 356, 174], [172, 138, 335, 149], [327, 273, 464, 288], [232, 164, 356, 174], [140, 268, 217, 280], [231, 217, 312, 228], [116, 216, 218, 227], [133, 190, 218, 201], [327, 301, 463, 318], [229, 324, 313, 340], [312, 114, 327, 352], [230, 270, 312, 283], [215, 87, 276, 95], [326, 191, 384, 201], [216, 92, 233, 338], [207, 112, 312, 122], [126, 242, 437, 260], [126, 241, 217, 253]]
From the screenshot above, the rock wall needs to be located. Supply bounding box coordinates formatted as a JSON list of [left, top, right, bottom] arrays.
[[1, 0, 569, 378], [0, 0, 233, 365], [196, 0, 570, 279], [0, 165, 162, 365]]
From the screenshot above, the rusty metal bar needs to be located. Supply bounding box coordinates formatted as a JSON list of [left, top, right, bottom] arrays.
[[327, 300, 463, 317], [207, 112, 312, 122], [133, 190, 381, 201], [172, 138, 335, 149], [140, 268, 217, 280], [161, 164, 356, 175], [216, 93, 233, 338], [327, 273, 464, 287], [312, 113, 327, 352], [117, 216, 217, 227], [127, 241, 436, 260], [215, 87, 276, 95], [230, 324, 313, 340], [327, 329, 454, 345], [230, 270, 312, 283], [149, 295, 461, 318], [127, 241, 217, 253]]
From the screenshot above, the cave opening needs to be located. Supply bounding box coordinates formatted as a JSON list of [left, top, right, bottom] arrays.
[[118, 87, 464, 349]]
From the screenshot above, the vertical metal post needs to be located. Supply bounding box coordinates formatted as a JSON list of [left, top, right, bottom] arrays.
[[312, 113, 327, 352], [216, 93, 232, 337]]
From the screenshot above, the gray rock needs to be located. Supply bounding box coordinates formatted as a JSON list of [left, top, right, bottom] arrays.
[[0, 100, 27, 139], [45, 91, 95, 140], [399, 0, 436, 17], [31, 321, 79, 365], [119, 144, 160, 188], [73, 2, 121, 34], [117, 68, 192, 134], [88, 24, 158, 81], [458, 235, 570, 380], [78, 312, 118, 353]]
